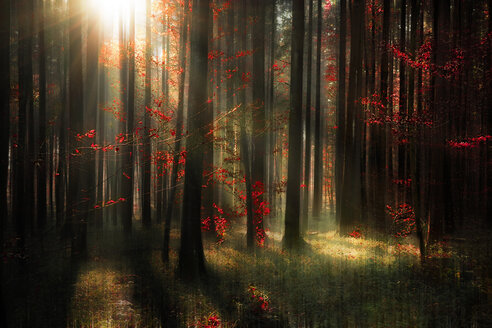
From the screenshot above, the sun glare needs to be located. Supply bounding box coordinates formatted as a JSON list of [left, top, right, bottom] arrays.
[[90, 0, 132, 22]]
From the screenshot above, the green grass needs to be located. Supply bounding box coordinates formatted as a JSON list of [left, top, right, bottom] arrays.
[[64, 227, 490, 327]]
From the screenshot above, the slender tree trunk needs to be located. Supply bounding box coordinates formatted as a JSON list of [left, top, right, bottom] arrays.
[[120, 9, 133, 233], [163, 0, 189, 264], [0, 0, 10, 324], [16, 0, 34, 251], [302, 0, 314, 234], [142, 0, 152, 228], [96, 26, 106, 229], [178, 0, 210, 279], [339, 0, 364, 234], [283, 0, 305, 249], [56, 0, 68, 227], [85, 0, 99, 226], [68, 0, 86, 258], [37, 0, 47, 231], [313, 0, 324, 222], [157, 14, 170, 223], [398, 0, 407, 204], [267, 0, 276, 216], [335, 0, 347, 229], [250, 0, 266, 247]]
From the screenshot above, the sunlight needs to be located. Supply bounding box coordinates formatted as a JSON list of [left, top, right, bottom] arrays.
[[89, 0, 131, 22]]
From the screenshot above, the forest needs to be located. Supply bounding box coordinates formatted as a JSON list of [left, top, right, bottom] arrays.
[[0, 0, 491, 326]]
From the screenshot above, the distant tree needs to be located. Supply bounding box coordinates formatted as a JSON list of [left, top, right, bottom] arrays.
[[250, 0, 266, 248], [68, 0, 86, 257], [142, 0, 152, 228], [335, 0, 346, 229], [0, 0, 10, 325], [85, 0, 99, 226], [120, 4, 135, 233], [37, 0, 47, 230], [15, 0, 34, 250], [302, 0, 314, 233], [313, 0, 324, 222]]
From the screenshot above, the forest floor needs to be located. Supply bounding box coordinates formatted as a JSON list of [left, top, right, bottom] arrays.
[[3, 223, 492, 327]]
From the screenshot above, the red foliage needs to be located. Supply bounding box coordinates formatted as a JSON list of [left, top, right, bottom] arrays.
[[349, 229, 362, 239], [248, 286, 269, 312], [252, 181, 270, 247], [76, 129, 96, 140], [447, 135, 491, 149], [195, 314, 221, 328], [386, 203, 416, 239]]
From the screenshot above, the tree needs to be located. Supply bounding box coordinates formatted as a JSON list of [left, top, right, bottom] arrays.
[[37, 0, 47, 230], [313, 0, 325, 222], [177, 0, 210, 279], [335, 0, 346, 229], [68, 0, 86, 257], [302, 0, 314, 233], [120, 3, 135, 233], [85, 0, 100, 227], [0, 0, 10, 324], [142, 0, 152, 228], [15, 0, 34, 251], [250, 0, 266, 248], [339, 0, 364, 234], [163, 0, 189, 264], [283, 0, 305, 249]]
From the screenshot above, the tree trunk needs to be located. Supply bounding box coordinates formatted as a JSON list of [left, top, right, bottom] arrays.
[[163, 0, 189, 264], [283, 0, 305, 249], [142, 0, 152, 228], [16, 0, 34, 251], [339, 0, 364, 234], [313, 0, 324, 222], [68, 0, 86, 258], [302, 0, 314, 234], [250, 0, 266, 247], [0, 0, 10, 324], [37, 0, 47, 230], [178, 0, 210, 279]]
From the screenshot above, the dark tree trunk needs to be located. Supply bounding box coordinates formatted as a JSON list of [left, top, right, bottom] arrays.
[[68, 0, 86, 258], [56, 0, 68, 227], [283, 0, 305, 249], [0, 0, 10, 325], [178, 0, 210, 280], [16, 0, 34, 251], [267, 0, 276, 215], [339, 0, 364, 234], [96, 27, 106, 229], [85, 0, 99, 226], [336, 0, 347, 229], [313, 0, 324, 222], [120, 8, 133, 233], [163, 0, 189, 264], [302, 0, 314, 234], [37, 0, 47, 231], [250, 0, 266, 247], [142, 0, 152, 228], [398, 0, 407, 204]]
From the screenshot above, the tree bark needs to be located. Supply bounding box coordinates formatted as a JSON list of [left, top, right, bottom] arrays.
[[302, 0, 314, 234], [313, 0, 324, 222], [142, 0, 152, 228], [283, 0, 305, 249], [178, 0, 210, 279]]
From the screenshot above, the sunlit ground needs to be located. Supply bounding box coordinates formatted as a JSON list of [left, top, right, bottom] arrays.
[[64, 227, 491, 327]]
